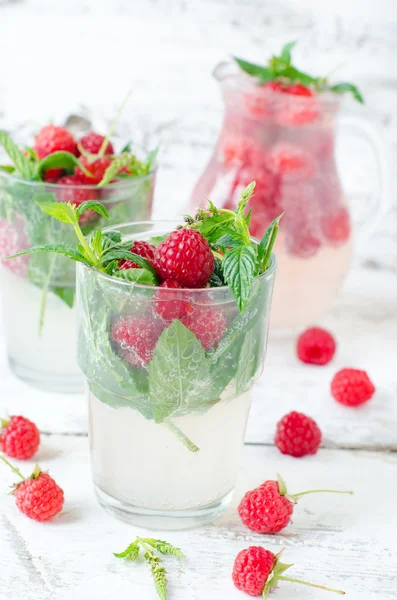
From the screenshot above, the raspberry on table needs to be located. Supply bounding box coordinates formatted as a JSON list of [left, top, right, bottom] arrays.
[[154, 229, 214, 288], [55, 175, 98, 225], [182, 305, 228, 350], [111, 315, 163, 367], [153, 280, 194, 323], [0, 415, 40, 460], [118, 241, 156, 271], [34, 125, 78, 159], [238, 479, 293, 534], [232, 546, 276, 596], [79, 132, 114, 156], [275, 411, 322, 457], [75, 156, 112, 184], [14, 469, 64, 522], [331, 368, 375, 407], [297, 327, 336, 365]]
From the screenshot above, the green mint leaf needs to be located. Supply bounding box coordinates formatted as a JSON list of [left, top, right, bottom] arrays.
[[5, 243, 89, 264], [97, 153, 137, 187], [237, 181, 256, 214], [36, 200, 78, 225], [236, 328, 260, 394], [234, 57, 272, 81], [145, 146, 159, 172], [102, 250, 159, 279], [75, 200, 109, 220], [37, 151, 91, 179], [257, 213, 283, 264], [0, 165, 16, 174], [113, 541, 140, 560], [120, 141, 132, 153], [142, 539, 185, 558], [90, 229, 103, 256], [103, 230, 122, 244], [329, 82, 364, 103], [114, 268, 157, 286], [144, 551, 167, 600], [216, 233, 241, 248], [222, 244, 258, 312], [0, 130, 37, 180], [279, 40, 296, 65], [280, 65, 319, 86], [53, 286, 75, 308], [194, 213, 237, 243], [148, 320, 211, 423], [208, 259, 225, 287]]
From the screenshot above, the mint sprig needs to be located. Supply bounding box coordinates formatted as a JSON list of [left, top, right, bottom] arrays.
[[188, 181, 280, 312], [114, 537, 184, 600], [234, 41, 364, 103]]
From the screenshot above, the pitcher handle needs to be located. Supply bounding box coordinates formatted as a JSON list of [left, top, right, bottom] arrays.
[[338, 114, 391, 243]]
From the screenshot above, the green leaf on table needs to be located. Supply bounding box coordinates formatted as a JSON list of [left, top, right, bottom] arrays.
[[222, 244, 258, 312], [143, 539, 185, 558], [75, 200, 109, 220], [5, 243, 89, 264], [36, 199, 78, 225], [53, 286, 76, 308], [37, 151, 92, 179], [329, 82, 364, 103], [0, 130, 37, 180], [144, 550, 167, 600], [148, 320, 212, 422], [114, 268, 157, 286], [114, 541, 140, 560]]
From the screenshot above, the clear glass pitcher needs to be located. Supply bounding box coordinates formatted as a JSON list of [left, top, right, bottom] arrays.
[[190, 62, 389, 330]]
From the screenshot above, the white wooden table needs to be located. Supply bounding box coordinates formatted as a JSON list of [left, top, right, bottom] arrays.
[[1, 264, 396, 600]]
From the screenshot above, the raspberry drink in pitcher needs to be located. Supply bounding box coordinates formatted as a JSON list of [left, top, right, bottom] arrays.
[[190, 42, 389, 330]]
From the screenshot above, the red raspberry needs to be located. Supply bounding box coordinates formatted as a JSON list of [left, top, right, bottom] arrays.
[[0, 217, 29, 277], [267, 142, 316, 181], [43, 168, 63, 182], [232, 546, 275, 596], [297, 327, 336, 365], [331, 368, 375, 407], [75, 156, 112, 184], [154, 229, 214, 288], [238, 479, 293, 534], [0, 416, 40, 460], [14, 468, 64, 522], [275, 411, 322, 457], [322, 206, 351, 245], [111, 315, 163, 367], [79, 132, 114, 156], [153, 280, 194, 323], [55, 175, 98, 225], [119, 241, 156, 270], [34, 125, 78, 159], [182, 305, 228, 350], [282, 83, 313, 97]]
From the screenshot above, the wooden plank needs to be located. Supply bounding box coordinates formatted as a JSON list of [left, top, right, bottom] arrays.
[[0, 436, 396, 599]]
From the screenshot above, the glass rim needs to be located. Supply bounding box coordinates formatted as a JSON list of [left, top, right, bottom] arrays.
[[0, 165, 157, 189], [213, 60, 341, 106], [79, 219, 277, 293]]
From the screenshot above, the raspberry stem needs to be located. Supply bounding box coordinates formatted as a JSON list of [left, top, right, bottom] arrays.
[[0, 454, 25, 480], [292, 489, 353, 500], [279, 575, 345, 595], [164, 421, 200, 453]]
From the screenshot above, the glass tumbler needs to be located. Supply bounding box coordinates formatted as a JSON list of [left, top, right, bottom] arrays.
[[77, 221, 276, 530], [0, 171, 155, 392]]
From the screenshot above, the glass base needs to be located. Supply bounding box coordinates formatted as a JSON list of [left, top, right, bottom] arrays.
[[9, 358, 83, 394], [94, 485, 233, 530]]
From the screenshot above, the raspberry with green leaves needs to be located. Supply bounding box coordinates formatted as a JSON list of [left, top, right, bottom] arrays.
[[238, 474, 352, 535], [119, 241, 156, 270], [55, 175, 98, 225], [75, 156, 112, 184], [111, 315, 164, 367], [114, 537, 184, 600], [232, 546, 346, 597], [0, 456, 64, 522], [0, 415, 40, 460], [154, 228, 215, 288], [34, 124, 78, 159], [153, 280, 194, 323]]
